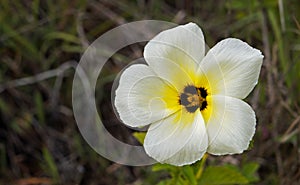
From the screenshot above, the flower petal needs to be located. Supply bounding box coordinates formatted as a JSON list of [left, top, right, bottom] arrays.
[[198, 38, 263, 99], [144, 22, 205, 87], [206, 95, 256, 155], [142, 57, 195, 92], [115, 64, 180, 127], [144, 110, 208, 166]]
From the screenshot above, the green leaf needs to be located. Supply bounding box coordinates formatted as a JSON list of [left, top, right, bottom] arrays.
[[45, 32, 80, 44], [133, 132, 146, 144], [242, 162, 260, 182], [152, 163, 182, 185], [156, 180, 169, 185], [198, 166, 249, 185], [182, 165, 197, 185], [61, 44, 83, 53], [152, 163, 176, 172], [34, 92, 45, 125]]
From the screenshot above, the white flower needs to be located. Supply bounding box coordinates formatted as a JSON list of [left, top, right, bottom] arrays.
[[115, 23, 263, 166]]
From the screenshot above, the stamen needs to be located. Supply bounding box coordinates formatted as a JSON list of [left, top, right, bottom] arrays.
[[198, 87, 208, 98], [178, 85, 208, 113], [200, 100, 208, 111]]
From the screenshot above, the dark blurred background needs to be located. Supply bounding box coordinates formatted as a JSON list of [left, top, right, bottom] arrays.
[[0, 0, 299, 184]]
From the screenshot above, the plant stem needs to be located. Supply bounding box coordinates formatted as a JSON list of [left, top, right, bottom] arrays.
[[195, 153, 208, 180]]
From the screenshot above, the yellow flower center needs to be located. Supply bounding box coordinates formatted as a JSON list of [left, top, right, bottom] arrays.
[[179, 85, 208, 113]]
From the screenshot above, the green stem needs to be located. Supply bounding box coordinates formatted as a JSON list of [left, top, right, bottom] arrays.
[[195, 153, 208, 180]]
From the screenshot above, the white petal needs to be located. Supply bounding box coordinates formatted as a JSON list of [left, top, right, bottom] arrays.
[[206, 95, 256, 155], [144, 110, 208, 166], [141, 57, 195, 92], [144, 22, 205, 88], [198, 38, 263, 99], [115, 64, 180, 127]]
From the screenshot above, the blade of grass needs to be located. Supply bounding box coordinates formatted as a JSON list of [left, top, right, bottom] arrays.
[[0, 21, 41, 61], [42, 147, 60, 183]]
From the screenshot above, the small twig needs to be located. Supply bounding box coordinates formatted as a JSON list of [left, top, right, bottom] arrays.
[[280, 129, 299, 144], [0, 61, 77, 93], [280, 100, 299, 118], [293, 15, 300, 31], [280, 115, 300, 143]]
